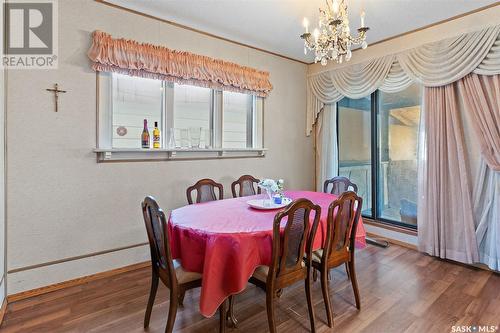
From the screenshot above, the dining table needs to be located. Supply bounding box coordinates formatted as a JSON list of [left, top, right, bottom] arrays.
[[168, 190, 366, 318]]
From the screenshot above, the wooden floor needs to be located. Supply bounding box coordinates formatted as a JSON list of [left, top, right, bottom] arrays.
[[1, 244, 499, 333]]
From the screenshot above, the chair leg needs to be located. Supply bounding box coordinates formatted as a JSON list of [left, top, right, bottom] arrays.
[[345, 262, 351, 280], [178, 289, 186, 307], [266, 289, 277, 333], [320, 268, 334, 328], [313, 268, 318, 282], [165, 289, 179, 333], [348, 259, 361, 310], [219, 299, 227, 333], [227, 295, 238, 327], [144, 270, 159, 328], [305, 272, 316, 333]]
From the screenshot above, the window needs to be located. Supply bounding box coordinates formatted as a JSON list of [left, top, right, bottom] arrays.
[[223, 91, 253, 148], [111, 74, 163, 148], [172, 84, 212, 148], [98, 73, 264, 155], [337, 84, 422, 228]]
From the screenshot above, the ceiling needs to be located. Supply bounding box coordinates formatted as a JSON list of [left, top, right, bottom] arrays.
[[104, 0, 498, 63]]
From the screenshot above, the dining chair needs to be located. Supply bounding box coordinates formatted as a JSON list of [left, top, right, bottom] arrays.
[[231, 175, 261, 198], [249, 198, 321, 333], [142, 196, 228, 333], [307, 191, 362, 328], [186, 178, 224, 204], [323, 176, 358, 195]]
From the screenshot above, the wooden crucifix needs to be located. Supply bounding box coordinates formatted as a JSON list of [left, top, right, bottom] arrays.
[[46, 83, 67, 112]]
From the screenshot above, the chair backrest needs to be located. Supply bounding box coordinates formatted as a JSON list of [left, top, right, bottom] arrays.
[[186, 178, 224, 204], [268, 198, 321, 282], [231, 175, 261, 198], [323, 176, 358, 195], [323, 191, 362, 262], [142, 196, 177, 287]]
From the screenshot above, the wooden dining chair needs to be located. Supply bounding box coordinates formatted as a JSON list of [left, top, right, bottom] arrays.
[[249, 198, 321, 333], [307, 191, 362, 328], [186, 178, 224, 204], [323, 176, 358, 195], [142, 196, 228, 333], [231, 175, 261, 198]]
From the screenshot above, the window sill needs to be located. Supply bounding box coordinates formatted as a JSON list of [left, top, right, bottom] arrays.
[[93, 148, 267, 162], [363, 218, 417, 236]]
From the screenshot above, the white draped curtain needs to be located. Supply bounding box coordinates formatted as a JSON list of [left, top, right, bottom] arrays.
[[315, 104, 338, 192], [309, 24, 500, 270], [473, 160, 500, 270]]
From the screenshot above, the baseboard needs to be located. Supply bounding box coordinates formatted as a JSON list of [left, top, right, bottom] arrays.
[[0, 298, 7, 326], [8, 243, 150, 295], [7, 261, 150, 303], [366, 231, 418, 250]]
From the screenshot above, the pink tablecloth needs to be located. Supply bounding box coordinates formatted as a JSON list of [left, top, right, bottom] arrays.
[[168, 190, 366, 317]]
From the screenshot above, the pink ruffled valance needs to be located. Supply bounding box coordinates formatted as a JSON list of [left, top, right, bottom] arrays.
[[87, 31, 273, 97]]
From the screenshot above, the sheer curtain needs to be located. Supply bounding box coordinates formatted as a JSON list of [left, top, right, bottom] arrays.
[[458, 74, 500, 270], [417, 85, 479, 264], [472, 160, 500, 270], [315, 104, 338, 192]]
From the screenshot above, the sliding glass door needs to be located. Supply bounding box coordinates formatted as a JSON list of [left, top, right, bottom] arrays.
[[337, 84, 421, 228], [338, 96, 372, 216]]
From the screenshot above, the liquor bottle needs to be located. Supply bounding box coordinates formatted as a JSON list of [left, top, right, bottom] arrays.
[[153, 121, 161, 149], [141, 119, 150, 149]]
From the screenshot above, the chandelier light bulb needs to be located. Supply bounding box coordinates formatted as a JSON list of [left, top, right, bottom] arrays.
[[303, 17, 309, 33], [313, 28, 320, 42], [360, 11, 366, 28], [332, 0, 339, 15]]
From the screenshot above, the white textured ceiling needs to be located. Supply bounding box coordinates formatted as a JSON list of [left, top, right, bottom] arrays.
[[104, 0, 499, 63]]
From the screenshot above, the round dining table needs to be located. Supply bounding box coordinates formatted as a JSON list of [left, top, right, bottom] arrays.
[[168, 190, 366, 317]]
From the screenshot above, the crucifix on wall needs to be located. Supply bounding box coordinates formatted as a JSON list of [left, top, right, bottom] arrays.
[[46, 83, 67, 112]]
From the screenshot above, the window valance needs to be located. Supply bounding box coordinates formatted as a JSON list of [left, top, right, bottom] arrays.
[[87, 31, 273, 97], [306, 24, 500, 135]]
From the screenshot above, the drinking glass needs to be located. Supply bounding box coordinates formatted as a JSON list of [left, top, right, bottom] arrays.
[[180, 129, 190, 149], [167, 128, 176, 149], [189, 127, 202, 149], [204, 129, 212, 149], [173, 128, 182, 148]]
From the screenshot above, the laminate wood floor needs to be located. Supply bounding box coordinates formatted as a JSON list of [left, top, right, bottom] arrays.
[[1, 244, 499, 333]]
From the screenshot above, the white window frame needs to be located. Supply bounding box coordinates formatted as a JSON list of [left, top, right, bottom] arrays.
[[94, 73, 266, 162]]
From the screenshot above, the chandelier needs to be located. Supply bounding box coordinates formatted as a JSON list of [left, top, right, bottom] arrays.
[[300, 0, 369, 66]]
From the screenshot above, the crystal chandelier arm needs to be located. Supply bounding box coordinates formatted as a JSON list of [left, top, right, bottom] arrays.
[[349, 27, 370, 45], [300, 33, 315, 49]]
